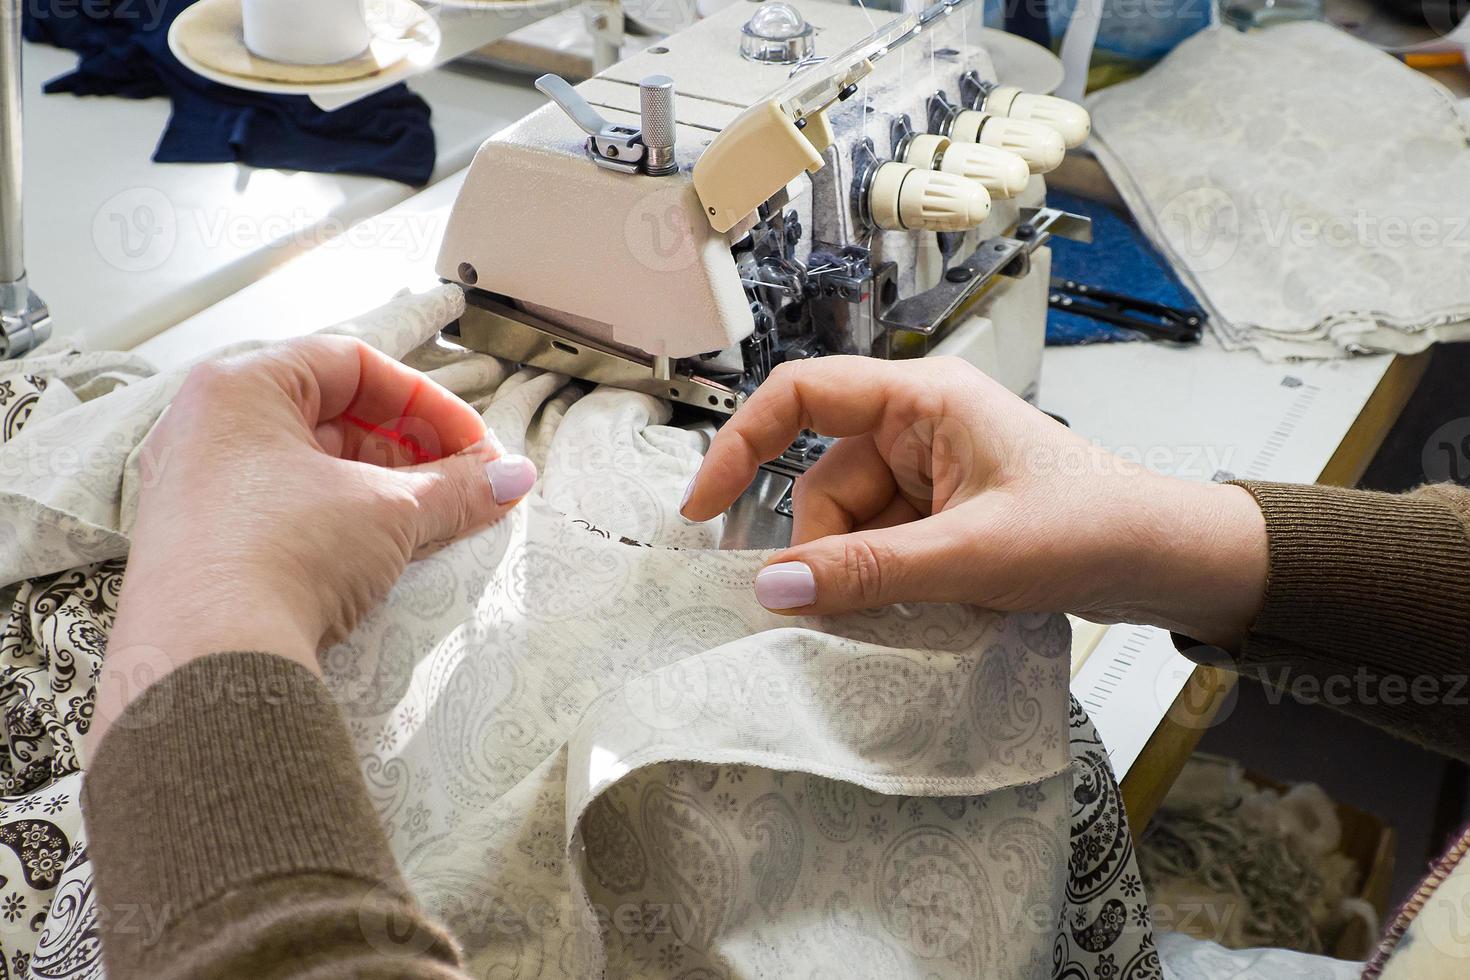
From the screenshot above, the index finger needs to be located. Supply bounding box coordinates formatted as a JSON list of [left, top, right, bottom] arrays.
[[681, 356, 929, 521]]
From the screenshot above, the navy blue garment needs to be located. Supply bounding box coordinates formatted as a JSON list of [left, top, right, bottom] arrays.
[[1003, 0, 1051, 50], [1045, 188, 1202, 345], [25, 0, 435, 186]]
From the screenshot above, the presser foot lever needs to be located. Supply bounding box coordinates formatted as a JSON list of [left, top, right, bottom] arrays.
[[878, 206, 1091, 336]]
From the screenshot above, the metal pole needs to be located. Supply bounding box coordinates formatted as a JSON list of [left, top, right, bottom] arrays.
[[0, 0, 26, 298], [586, 0, 623, 73], [0, 0, 49, 359]]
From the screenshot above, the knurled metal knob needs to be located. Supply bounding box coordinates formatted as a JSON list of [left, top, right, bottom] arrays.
[[640, 75, 677, 176]]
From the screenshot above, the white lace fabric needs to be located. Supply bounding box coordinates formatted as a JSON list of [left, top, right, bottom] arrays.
[[1087, 22, 1470, 360]]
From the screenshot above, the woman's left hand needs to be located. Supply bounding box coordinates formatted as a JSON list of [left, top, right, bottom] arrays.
[[93, 336, 537, 747]]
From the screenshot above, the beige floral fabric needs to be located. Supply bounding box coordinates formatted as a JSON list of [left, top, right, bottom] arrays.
[[1087, 23, 1470, 360], [0, 287, 1160, 979]]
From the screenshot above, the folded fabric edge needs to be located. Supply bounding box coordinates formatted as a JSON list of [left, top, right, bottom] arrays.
[[562, 748, 1072, 977], [0, 495, 131, 589]]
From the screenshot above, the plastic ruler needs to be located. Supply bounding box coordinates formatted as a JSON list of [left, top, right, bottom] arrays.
[[1062, 360, 1388, 780]]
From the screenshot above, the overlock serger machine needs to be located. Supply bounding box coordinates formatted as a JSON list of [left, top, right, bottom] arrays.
[[438, 0, 1091, 545]]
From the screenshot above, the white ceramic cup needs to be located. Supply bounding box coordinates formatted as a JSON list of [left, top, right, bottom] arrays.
[[241, 0, 372, 65]]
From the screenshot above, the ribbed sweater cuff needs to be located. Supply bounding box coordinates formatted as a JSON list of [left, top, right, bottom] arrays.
[[1230, 481, 1470, 674], [82, 652, 405, 937]]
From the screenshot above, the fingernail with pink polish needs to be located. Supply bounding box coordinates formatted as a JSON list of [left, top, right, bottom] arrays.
[[755, 561, 816, 610], [679, 476, 697, 521], [487, 454, 537, 504]]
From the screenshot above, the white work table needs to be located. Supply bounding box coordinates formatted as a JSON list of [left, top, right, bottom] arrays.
[[1046, 322, 1411, 824], [133, 170, 1416, 828], [133, 169, 473, 366], [23, 41, 545, 353]]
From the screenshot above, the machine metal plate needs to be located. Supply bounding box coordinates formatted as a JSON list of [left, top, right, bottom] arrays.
[[451, 290, 746, 416], [879, 207, 1092, 336]]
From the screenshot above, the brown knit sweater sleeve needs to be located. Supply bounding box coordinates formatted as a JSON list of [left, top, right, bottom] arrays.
[[83, 651, 469, 980], [1179, 480, 1470, 761]]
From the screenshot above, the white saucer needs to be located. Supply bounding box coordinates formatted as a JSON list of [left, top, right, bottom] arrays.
[[979, 28, 1065, 95]]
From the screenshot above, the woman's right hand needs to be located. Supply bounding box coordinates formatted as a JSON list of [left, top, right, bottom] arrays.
[[680, 356, 1267, 648]]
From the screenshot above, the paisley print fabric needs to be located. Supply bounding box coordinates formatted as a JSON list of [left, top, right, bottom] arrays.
[[0, 287, 1160, 979], [570, 696, 1158, 980], [1063, 700, 1159, 979], [0, 572, 112, 978], [1088, 23, 1470, 360], [0, 567, 120, 796], [0, 358, 140, 980], [325, 498, 1092, 978], [0, 376, 45, 443]]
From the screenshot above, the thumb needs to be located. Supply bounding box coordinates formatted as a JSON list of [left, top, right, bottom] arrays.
[[400, 443, 538, 552], [754, 513, 971, 616]]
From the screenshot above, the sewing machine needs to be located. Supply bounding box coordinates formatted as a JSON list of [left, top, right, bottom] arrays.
[[437, 0, 1091, 545]]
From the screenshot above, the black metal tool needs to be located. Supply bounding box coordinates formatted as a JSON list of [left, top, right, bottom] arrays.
[[1048, 277, 1205, 344]]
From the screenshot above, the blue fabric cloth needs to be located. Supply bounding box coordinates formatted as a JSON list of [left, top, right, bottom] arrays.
[[1045, 188, 1202, 346], [25, 0, 435, 186]]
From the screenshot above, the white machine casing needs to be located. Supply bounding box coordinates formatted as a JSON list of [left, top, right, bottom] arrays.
[[436, 0, 1090, 406]]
